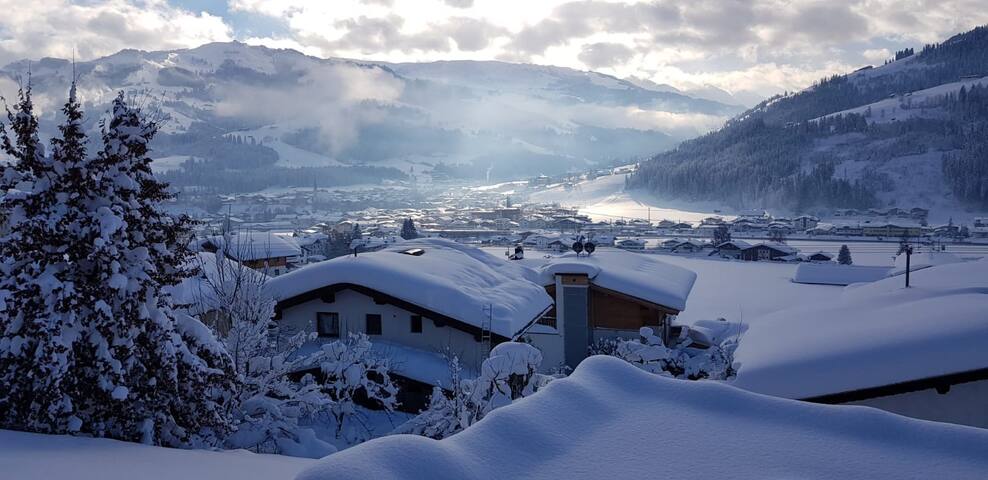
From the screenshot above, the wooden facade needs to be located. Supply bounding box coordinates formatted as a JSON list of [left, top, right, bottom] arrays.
[[539, 282, 676, 336]]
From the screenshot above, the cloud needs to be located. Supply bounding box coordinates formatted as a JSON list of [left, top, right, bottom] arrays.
[[7, 0, 988, 101], [0, 0, 231, 67], [213, 63, 404, 154]]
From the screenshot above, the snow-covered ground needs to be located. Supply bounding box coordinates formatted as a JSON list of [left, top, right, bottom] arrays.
[[0, 429, 314, 480], [298, 355, 988, 480], [526, 172, 732, 223]]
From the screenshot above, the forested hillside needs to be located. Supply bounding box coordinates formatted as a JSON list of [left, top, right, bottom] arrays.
[[630, 26, 988, 213]]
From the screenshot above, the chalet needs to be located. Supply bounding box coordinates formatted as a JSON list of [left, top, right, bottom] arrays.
[[791, 215, 820, 231], [804, 251, 834, 262], [615, 238, 646, 250], [861, 223, 923, 238], [659, 238, 682, 249], [265, 238, 554, 409], [740, 242, 798, 261], [973, 217, 988, 238], [656, 219, 677, 229], [200, 231, 302, 276], [515, 250, 697, 369], [671, 239, 706, 253], [834, 224, 864, 236], [734, 258, 988, 429], [932, 224, 961, 237], [713, 240, 752, 259]]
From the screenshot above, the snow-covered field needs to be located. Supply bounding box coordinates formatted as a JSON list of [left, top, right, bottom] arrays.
[[628, 254, 844, 326], [526, 172, 731, 223], [298, 356, 988, 480], [0, 429, 314, 480]]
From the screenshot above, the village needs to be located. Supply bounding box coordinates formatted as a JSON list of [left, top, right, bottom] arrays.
[[178, 187, 988, 439]]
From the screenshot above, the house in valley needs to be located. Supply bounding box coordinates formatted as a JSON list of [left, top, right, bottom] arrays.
[[615, 238, 646, 250], [804, 251, 834, 262], [792, 215, 820, 231], [740, 242, 798, 261], [712, 240, 752, 259], [200, 231, 302, 276]]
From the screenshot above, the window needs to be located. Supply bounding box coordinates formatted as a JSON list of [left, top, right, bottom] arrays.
[[366, 314, 382, 335], [317, 312, 339, 338], [410, 315, 423, 333]]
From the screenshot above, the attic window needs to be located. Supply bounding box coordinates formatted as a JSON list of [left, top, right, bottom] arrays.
[[400, 248, 425, 256]]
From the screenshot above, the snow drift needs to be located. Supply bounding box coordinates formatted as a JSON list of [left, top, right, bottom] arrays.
[[297, 355, 988, 480]]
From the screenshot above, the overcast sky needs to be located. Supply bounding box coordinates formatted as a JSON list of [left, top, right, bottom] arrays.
[[3, 0, 987, 99]]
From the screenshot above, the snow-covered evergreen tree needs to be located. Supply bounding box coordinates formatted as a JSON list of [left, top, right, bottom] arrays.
[[67, 92, 237, 446], [1, 88, 237, 446], [838, 244, 853, 265], [400, 218, 418, 240], [0, 82, 82, 433]]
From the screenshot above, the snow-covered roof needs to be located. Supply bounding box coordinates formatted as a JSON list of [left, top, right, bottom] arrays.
[[518, 249, 696, 311], [792, 263, 891, 286], [715, 240, 752, 249], [297, 356, 988, 480], [202, 231, 302, 261], [746, 241, 797, 254], [265, 238, 553, 338], [733, 257, 988, 399]]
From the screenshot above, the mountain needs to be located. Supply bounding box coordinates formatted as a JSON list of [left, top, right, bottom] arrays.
[[629, 25, 988, 217], [0, 42, 742, 192], [624, 75, 763, 108]]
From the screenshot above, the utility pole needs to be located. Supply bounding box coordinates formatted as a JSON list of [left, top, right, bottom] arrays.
[[899, 242, 914, 288]]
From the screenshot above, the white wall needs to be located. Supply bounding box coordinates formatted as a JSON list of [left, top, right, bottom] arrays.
[[278, 289, 489, 371], [848, 379, 988, 429]]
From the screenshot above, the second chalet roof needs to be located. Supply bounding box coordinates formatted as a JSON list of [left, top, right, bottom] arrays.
[[265, 238, 553, 338], [523, 249, 697, 311]]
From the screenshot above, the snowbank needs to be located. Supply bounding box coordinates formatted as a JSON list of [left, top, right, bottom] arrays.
[[266, 238, 553, 338], [792, 263, 891, 285], [0, 429, 313, 480], [734, 257, 988, 399], [525, 249, 697, 311], [297, 356, 988, 480]]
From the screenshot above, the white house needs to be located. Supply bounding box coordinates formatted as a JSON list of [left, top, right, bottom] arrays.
[[732, 257, 988, 428], [264, 238, 554, 389]]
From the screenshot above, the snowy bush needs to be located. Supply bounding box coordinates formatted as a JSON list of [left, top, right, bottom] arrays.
[[225, 330, 398, 457], [394, 342, 552, 440], [609, 327, 737, 380]]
